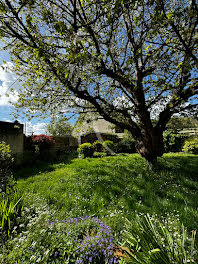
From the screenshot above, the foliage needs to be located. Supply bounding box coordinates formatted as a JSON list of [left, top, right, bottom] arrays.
[[0, 141, 14, 193], [1, 0, 197, 162], [77, 143, 94, 158], [15, 153, 198, 232], [163, 130, 188, 153], [32, 134, 55, 151], [0, 186, 23, 236], [46, 118, 73, 136], [93, 152, 107, 158], [116, 139, 136, 153], [93, 140, 103, 152], [2, 153, 198, 262], [7, 213, 119, 264], [166, 117, 198, 131], [103, 140, 116, 153], [25, 134, 55, 154], [123, 130, 134, 141], [182, 137, 198, 155], [120, 214, 197, 264]]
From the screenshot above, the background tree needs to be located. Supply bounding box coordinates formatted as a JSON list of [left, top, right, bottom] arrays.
[[46, 118, 73, 136], [166, 117, 198, 132], [0, 0, 197, 164]]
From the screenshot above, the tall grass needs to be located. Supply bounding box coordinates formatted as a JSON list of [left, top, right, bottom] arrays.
[[14, 153, 198, 232], [120, 214, 197, 263], [0, 187, 23, 235]]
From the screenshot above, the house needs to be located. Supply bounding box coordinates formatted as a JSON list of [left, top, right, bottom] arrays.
[[72, 115, 124, 144], [0, 120, 24, 153]]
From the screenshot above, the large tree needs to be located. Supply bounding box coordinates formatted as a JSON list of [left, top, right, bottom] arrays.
[[0, 0, 197, 163]]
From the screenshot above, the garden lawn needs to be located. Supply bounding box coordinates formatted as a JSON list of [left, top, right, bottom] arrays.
[[15, 153, 198, 233]]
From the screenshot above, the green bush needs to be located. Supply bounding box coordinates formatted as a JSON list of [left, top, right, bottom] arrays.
[[93, 152, 107, 158], [77, 143, 94, 158], [0, 142, 13, 193], [116, 139, 136, 153], [25, 135, 55, 161], [163, 129, 187, 153], [103, 140, 116, 153], [182, 137, 198, 155], [93, 140, 103, 152], [120, 214, 197, 264]]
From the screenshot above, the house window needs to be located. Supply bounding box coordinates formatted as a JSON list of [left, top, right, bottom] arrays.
[[115, 126, 124, 133]]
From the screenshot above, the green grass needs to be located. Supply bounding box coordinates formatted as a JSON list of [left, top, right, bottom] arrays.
[[15, 153, 198, 233]]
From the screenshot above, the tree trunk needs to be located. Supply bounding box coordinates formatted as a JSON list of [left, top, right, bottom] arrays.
[[134, 127, 164, 165]]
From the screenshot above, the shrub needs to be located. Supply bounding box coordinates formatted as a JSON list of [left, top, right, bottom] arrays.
[[0, 142, 13, 193], [93, 140, 103, 152], [8, 216, 119, 264], [103, 140, 115, 153], [77, 143, 94, 158], [25, 134, 55, 153], [182, 137, 198, 155], [120, 213, 197, 264], [93, 152, 107, 158], [163, 129, 187, 153], [116, 139, 136, 153], [24, 135, 55, 162], [32, 134, 55, 152]]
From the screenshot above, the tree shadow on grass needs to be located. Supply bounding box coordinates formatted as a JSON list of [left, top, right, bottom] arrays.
[[77, 154, 198, 229], [158, 154, 198, 181], [14, 151, 78, 180]]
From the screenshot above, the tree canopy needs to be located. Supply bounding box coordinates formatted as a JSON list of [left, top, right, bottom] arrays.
[[46, 118, 73, 136], [0, 0, 197, 162]]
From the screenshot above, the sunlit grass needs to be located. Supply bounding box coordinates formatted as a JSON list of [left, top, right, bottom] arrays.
[[15, 153, 198, 233]]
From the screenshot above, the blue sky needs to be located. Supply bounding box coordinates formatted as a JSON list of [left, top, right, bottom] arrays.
[[0, 42, 76, 135]]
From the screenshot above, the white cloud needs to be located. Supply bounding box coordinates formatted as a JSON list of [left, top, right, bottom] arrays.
[[0, 62, 20, 106], [2, 118, 12, 122], [24, 122, 48, 135]]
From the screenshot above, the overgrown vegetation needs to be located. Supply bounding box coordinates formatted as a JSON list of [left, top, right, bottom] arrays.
[[77, 143, 94, 158], [0, 186, 23, 236], [183, 137, 198, 155], [0, 142, 23, 238], [121, 214, 197, 263], [0, 141, 13, 192], [1, 153, 197, 263], [25, 134, 55, 154], [163, 130, 188, 153]]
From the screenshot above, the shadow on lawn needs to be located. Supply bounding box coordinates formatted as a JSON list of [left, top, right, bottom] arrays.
[[80, 154, 198, 229], [159, 154, 198, 181], [14, 151, 78, 180]]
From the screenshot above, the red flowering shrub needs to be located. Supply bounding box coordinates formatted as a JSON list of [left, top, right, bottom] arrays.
[[25, 134, 55, 153]]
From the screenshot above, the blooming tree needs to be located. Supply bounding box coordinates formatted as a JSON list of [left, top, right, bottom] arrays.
[[0, 0, 197, 163]]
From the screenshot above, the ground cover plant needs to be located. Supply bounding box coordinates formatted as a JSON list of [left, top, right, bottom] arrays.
[[2, 153, 198, 263], [6, 214, 119, 263]]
